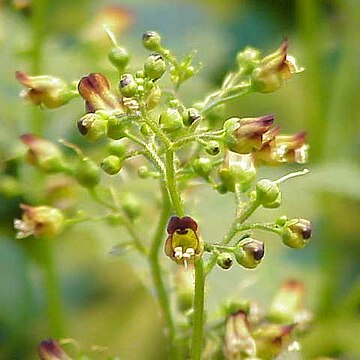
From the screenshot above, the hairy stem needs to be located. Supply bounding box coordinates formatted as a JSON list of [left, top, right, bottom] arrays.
[[149, 184, 179, 359], [191, 258, 205, 360]]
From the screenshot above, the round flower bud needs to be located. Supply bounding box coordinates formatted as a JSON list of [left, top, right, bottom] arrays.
[[138, 165, 150, 179], [77, 113, 108, 142], [192, 158, 213, 179], [121, 193, 141, 221], [108, 47, 129, 71], [142, 31, 162, 51], [140, 123, 151, 136], [146, 85, 162, 110], [101, 155, 122, 175], [282, 219, 312, 249], [159, 108, 183, 132], [256, 179, 280, 206], [205, 140, 221, 156], [234, 238, 264, 269], [75, 157, 101, 188], [107, 115, 127, 140], [262, 192, 281, 209], [119, 73, 137, 97], [217, 252, 233, 270], [108, 140, 126, 157], [144, 53, 166, 80]]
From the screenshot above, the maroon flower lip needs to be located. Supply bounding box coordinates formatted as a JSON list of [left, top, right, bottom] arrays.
[[166, 216, 198, 234]]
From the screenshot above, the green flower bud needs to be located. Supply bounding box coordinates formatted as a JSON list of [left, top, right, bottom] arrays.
[[146, 85, 162, 110], [137, 165, 150, 179], [38, 338, 71, 360], [234, 238, 264, 269], [275, 215, 288, 227], [107, 114, 128, 140], [256, 179, 280, 206], [101, 155, 122, 175], [236, 47, 260, 74], [140, 123, 151, 136], [219, 153, 256, 193], [20, 134, 65, 173], [159, 108, 183, 132], [144, 53, 166, 80], [262, 192, 281, 209], [205, 140, 221, 156], [282, 219, 312, 249], [142, 31, 162, 51], [108, 47, 129, 71], [77, 113, 108, 142], [192, 158, 212, 179], [183, 107, 201, 126], [121, 193, 141, 221], [108, 140, 126, 157], [14, 204, 64, 239], [75, 157, 101, 188], [119, 73, 137, 97], [217, 252, 233, 270]]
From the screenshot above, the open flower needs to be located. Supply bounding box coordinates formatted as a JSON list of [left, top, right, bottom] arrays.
[[78, 73, 123, 113], [38, 338, 71, 360], [15, 71, 77, 108], [224, 115, 275, 155], [164, 216, 202, 266], [14, 204, 64, 239], [251, 39, 303, 93]]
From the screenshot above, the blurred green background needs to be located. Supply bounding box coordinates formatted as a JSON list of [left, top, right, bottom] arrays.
[[0, 0, 360, 359]]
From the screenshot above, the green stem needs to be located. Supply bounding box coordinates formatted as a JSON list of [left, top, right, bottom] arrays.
[[205, 199, 260, 275], [37, 239, 64, 338], [201, 86, 250, 116], [149, 184, 179, 359], [165, 150, 184, 217], [191, 258, 205, 360]]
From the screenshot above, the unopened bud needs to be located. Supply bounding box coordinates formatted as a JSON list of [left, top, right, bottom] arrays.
[[75, 157, 101, 188], [236, 47, 260, 74], [20, 134, 65, 173], [192, 158, 213, 179], [205, 141, 221, 156], [146, 85, 161, 110], [108, 47, 129, 71], [121, 193, 141, 221], [137, 165, 150, 179], [101, 155, 122, 175], [38, 338, 71, 360], [108, 140, 126, 157], [144, 53, 166, 80], [234, 238, 264, 269], [107, 114, 128, 140], [159, 108, 183, 132], [183, 107, 201, 126], [77, 113, 107, 142], [119, 73, 137, 97], [142, 31, 162, 51], [14, 204, 64, 239], [282, 219, 312, 249], [256, 179, 280, 206], [217, 252, 233, 270]]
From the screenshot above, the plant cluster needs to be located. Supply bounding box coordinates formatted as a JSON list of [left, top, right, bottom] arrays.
[[15, 30, 312, 359]]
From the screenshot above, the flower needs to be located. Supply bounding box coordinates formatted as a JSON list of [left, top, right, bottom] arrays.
[[251, 39, 303, 93], [164, 216, 202, 266], [223, 311, 256, 359], [15, 71, 77, 108], [78, 73, 123, 113], [38, 338, 71, 360], [14, 204, 64, 239], [20, 134, 65, 173], [252, 130, 308, 166], [233, 238, 265, 269], [223, 115, 275, 154]]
